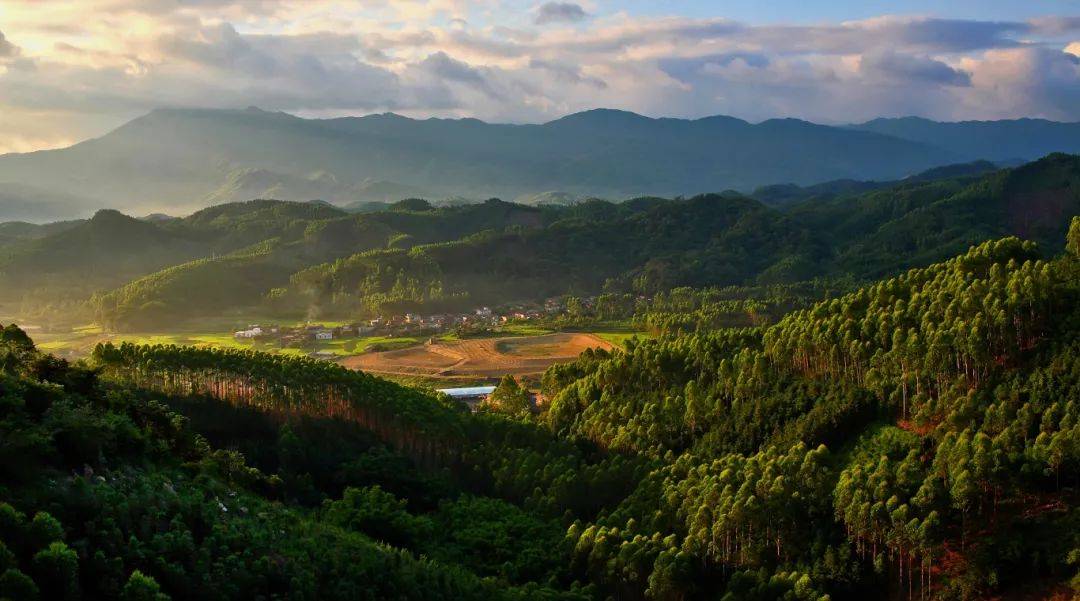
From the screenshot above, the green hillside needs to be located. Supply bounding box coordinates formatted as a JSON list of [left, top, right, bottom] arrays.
[[91, 200, 550, 329], [541, 227, 1080, 598], [0, 210, 207, 302], [1, 218, 1076, 599], [0, 201, 350, 313], [0, 220, 82, 250], [3, 154, 1077, 331], [0, 326, 587, 600], [282, 154, 1080, 322]]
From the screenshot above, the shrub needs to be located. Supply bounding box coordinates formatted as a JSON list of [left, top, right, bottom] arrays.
[[121, 570, 170, 601], [32, 542, 78, 601], [0, 568, 38, 601]]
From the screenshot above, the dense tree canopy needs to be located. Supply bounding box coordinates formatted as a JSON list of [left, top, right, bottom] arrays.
[[1, 217, 1078, 599], [6, 154, 1075, 329]]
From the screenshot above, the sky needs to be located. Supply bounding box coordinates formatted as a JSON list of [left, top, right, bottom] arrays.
[[0, 1, 1078, 154]]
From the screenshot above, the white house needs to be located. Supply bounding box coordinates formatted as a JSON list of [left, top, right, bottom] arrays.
[[315, 330, 334, 341], [234, 326, 263, 339], [438, 386, 497, 410]]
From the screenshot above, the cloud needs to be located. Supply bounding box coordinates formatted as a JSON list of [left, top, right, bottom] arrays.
[[860, 51, 970, 86], [659, 53, 770, 83], [158, 23, 276, 74], [419, 51, 487, 87], [867, 17, 1023, 52], [961, 47, 1080, 121], [0, 31, 20, 59], [0, 25, 413, 118], [535, 2, 588, 25], [415, 51, 503, 99], [1027, 16, 1080, 36], [529, 58, 606, 88]]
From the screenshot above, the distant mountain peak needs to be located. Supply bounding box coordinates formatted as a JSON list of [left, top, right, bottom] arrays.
[[757, 117, 830, 130], [367, 112, 412, 121], [546, 108, 654, 126], [140, 213, 176, 222], [90, 208, 130, 222], [861, 115, 935, 124], [693, 114, 749, 126]]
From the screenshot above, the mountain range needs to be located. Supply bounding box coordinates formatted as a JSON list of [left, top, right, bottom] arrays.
[[2, 107, 1080, 222]]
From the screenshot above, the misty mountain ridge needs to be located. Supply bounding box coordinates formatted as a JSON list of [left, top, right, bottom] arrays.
[[2, 152, 1076, 329], [201, 167, 434, 208], [0, 107, 1079, 222], [851, 116, 1080, 162], [751, 159, 1002, 208]]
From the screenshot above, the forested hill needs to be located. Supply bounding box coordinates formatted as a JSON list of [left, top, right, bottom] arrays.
[[2, 153, 1076, 329], [0, 198, 546, 318], [750, 160, 1000, 208], [1, 219, 1077, 600], [545, 221, 1080, 598], [270, 153, 1080, 325], [0, 324, 601, 600], [0, 210, 209, 301]]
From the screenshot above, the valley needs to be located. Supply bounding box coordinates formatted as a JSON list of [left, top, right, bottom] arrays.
[[19, 314, 636, 386], [4, 154, 1078, 335], [5, 220, 1078, 600], [3, 4, 1080, 599], [0, 108, 1078, 601]]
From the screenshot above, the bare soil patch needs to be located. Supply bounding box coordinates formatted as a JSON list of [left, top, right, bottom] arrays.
[[340, 333, 615, 378]]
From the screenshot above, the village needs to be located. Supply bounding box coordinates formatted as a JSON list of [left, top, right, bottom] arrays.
[[232, 297, 580, 351]]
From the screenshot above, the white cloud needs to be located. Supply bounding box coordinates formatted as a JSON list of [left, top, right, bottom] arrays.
[[960, 47, 1080, 120]]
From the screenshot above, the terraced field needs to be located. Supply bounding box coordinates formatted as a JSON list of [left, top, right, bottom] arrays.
[[340, 333, 615, 378]]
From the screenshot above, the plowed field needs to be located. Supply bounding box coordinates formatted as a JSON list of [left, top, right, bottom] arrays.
[[340, 333, 614, 378]]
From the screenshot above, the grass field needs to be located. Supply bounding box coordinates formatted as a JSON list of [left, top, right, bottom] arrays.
[[35, 330, 303, 358], [34, 329, 424, 359], [590, 330, 651, 347]]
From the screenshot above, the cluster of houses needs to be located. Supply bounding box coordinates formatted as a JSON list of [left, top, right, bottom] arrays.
[[379, 302, 553, 333], [233, 299, 571, 347], [234, 323, 373, 345]]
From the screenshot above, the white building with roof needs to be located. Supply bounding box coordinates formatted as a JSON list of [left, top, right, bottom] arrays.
[[438, 386, 496, 409]]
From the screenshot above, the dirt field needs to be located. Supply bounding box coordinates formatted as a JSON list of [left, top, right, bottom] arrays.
[[340, 333, 616, 378]]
